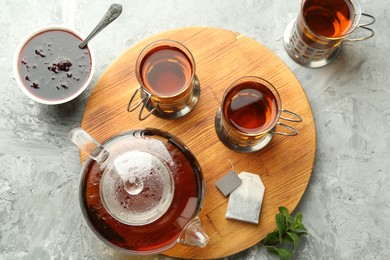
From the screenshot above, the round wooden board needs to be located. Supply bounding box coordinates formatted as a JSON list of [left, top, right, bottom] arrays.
[[80, 27, 316, 259]]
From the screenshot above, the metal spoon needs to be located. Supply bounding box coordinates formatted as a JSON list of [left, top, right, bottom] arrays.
[[79, 4, 122, 49]]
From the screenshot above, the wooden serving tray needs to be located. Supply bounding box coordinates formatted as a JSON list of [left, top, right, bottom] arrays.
[[80, 27, 316, 259]]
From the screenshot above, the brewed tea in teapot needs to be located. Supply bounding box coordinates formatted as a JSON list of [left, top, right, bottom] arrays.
[[70, 127, 209, 255]]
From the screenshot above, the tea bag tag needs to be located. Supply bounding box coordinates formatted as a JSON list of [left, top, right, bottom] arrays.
[[215, 160, 242, 196], [225, 172, 265, 224], [215, 171, 242, 197]]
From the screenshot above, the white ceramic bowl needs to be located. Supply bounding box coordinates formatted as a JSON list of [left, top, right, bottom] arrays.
[[13, 25, 95, 105]]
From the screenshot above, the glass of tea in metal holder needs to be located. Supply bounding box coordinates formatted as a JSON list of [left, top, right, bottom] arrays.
[[284, 0, 375, 68], [128, 39, 200, 120], [215, 76, 302, 153]]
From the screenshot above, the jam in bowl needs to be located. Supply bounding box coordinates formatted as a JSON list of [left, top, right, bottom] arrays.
[[13, 26, 95, 105]]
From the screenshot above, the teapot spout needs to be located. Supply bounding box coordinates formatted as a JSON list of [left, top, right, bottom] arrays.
[[69, 127, 109, 164], [179, 216, 210, 248]]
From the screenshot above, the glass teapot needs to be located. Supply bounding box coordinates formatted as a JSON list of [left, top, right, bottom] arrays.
[[69, 127, 209, 255]]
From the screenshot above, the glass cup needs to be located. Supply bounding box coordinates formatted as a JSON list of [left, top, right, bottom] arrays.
[[284, 0, 375, 68], [215, 76, 302, 153], [128, 39, 200, 120]]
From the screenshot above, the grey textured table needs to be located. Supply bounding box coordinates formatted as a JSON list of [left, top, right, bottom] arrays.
[[1, 0, 389, 259]]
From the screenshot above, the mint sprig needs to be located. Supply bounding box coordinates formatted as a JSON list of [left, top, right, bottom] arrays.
[[264, 206, 307, 260]]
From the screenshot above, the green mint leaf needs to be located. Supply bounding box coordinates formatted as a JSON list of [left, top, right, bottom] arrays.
[[265, 245, 279, 255], [283, 234, 293, 243], [264, 206, 308, 260], [287, 231, 300, 251], [276, 213, 287, 242], [266, 246, 294, 260], [264, 230, 279, 246], [293, 223, 307, 232], [279, 206, 293, 225], [295, 212, 302, 223], [276, 248, 294, 260], [294, 212, 302, 225], [279, 206, 289, 216], [292, 212, 308, 232]]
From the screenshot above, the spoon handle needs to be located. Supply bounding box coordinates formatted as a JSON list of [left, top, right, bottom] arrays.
[[79, 4, 122, 49]]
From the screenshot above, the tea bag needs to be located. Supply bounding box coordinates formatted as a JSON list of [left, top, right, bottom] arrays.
[[225, 172, 265, 224]]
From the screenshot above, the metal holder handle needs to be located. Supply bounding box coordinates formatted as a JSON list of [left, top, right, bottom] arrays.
[[271, 109, 302, 136], [127, 87, 144, 112], [272, 122, 299, 136], [127, 87, 156, 121], [279, 109, 302, 122], [345, 13, 375, 42]]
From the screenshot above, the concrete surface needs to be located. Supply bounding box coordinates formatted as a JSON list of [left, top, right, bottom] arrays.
[[1, 0, 389, 259]]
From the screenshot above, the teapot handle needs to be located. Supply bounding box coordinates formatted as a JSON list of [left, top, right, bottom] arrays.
[[69, 127, 109, 164]]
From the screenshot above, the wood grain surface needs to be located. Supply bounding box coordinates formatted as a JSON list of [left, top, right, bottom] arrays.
[[80, 27, 316, 259]]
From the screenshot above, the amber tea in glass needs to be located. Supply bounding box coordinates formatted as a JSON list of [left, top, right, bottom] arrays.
[[128, 40, 200, 120], [215, 76, 302, 153], [284, 0, 375, 68], [140, 45, 192, 97], [303, 0, 354, 39], [222, 81, 278, 135]]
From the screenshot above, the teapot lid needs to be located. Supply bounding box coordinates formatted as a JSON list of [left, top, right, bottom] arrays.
[[100, 150, 174, 225]]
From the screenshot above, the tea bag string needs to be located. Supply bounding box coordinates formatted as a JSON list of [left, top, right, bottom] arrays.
[[228, 159, 236, 173]]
